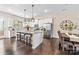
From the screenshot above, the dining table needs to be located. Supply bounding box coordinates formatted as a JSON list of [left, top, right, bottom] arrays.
[[62, 33, 79, 44], [61, 32, 79, 52]]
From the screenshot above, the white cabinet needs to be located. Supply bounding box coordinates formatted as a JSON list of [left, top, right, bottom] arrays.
[[10, 30, 16, 37], [32, 31, 43, 49], [8, 28, 16, 38]]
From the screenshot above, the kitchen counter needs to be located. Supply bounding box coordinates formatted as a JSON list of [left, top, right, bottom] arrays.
[[17, 30, 44, 49]]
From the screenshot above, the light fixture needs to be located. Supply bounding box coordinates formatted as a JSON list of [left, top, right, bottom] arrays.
[[31, 4, 35, 22], [7, 8, 13, 12], [44, 9, 48, 13], [24, 9, 26, 22]]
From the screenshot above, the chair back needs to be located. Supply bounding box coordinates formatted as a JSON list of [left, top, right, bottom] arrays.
[[57, 31, 64, 44], [58, 31, 62, 40]]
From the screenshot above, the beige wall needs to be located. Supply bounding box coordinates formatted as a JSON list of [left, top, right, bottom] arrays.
[[36, 11, 79, 38], [0, 10, 79, 38], [53, 11, 79, 38]]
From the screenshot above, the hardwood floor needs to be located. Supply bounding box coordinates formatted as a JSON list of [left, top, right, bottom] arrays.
[[0, 37, 78, 55]]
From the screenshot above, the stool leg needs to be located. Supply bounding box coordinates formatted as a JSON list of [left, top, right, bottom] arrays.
[[24, 35, 26, 44], [74, 47, 76, 54], [59, 43, 62, 50], [20, 33, 21, 41], [29, 37, 32, 46], [25, 36, 28, 45], [17, 34, 19, 41]]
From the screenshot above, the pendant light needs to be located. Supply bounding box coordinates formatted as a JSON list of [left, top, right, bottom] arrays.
[[31, 4, 35, 22], [24, 9, 26, 22]]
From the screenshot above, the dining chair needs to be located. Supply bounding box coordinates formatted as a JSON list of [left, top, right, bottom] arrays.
[[72, 43, 79, 54], [57, 31, 62, 50], [72, 34, 79, 53], [58, 31, 73, 54]]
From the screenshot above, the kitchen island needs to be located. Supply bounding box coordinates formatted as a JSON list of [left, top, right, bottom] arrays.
[[17, 30, 44, 49]]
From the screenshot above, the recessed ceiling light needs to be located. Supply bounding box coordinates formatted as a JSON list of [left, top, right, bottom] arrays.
[[44, 9, 48, 13], [7, 8, 13, 12]]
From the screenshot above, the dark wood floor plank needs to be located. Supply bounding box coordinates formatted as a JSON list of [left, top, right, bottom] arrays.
[[0, 37, 78, 55]]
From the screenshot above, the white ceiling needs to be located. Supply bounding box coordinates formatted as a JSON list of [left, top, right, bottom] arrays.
[[0, 4, 79, 18]]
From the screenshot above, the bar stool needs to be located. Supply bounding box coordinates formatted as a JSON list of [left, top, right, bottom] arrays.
[[17, 32, 21, 41], [17, 32, 25, 42], [25, 34, 32, 46], [21, 33, 25, 42]]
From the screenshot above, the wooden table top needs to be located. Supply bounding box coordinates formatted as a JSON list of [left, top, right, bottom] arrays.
[[61, 33, 69, 38], [62, 33, 79, 44]]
